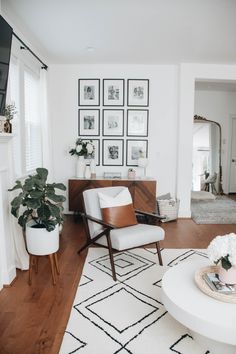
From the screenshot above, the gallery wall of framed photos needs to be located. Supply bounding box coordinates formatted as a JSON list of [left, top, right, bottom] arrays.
[[78, 78, 149, 168]]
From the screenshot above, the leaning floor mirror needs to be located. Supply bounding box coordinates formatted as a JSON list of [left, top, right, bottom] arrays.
[[192, 115, 223, 195]]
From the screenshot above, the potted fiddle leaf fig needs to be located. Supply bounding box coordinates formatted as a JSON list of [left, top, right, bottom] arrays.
[[8, 168, 66, 255]]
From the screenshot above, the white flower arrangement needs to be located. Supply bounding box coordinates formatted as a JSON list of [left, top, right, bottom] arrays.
[[69, 138, 95, 157], [207, 233, 236, 270]]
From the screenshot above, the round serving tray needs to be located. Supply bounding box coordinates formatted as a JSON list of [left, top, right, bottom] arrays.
[[195, 265, 236, 304]]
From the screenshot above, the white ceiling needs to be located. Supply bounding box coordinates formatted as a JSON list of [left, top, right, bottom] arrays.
[[2, 0, 236, 65]]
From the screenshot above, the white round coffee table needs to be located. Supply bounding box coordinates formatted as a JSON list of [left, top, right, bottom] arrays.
[[161, 259, 236, 354]]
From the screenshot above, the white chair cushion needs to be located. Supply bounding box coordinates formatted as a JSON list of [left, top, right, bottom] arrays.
[[83, 186, 128, 237], [98, 188, 132, 208], [94, 223, 165, 251]]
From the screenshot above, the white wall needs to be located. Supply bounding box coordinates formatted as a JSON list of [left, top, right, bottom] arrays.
[[194, 89, 236, 193], [48, 64, 179, 212]]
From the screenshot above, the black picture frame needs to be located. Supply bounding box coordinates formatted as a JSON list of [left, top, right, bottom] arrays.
[[127, 79, 149, 107], [126, 139, 148, 166], [102, 139, 124, 166], [103, 79, 124, 106], [81, 139, 100, 166], [78, 109, 100, 136], [127, 109, 149, 137], [102, 109, 124, 136], [78, 79, 100, 106]]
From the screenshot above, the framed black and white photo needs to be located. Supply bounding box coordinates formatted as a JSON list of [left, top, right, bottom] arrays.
[[127, 109, 148, 136], [83, 139, 100, 166], [127, 79, 149, 107], [103, 79, 124, 106], [103, 109, 124, 136], [78, 109, 100, 136], [78, 79, 100, 106], [102, 139, 124, 166], [126, 139, 148, 166]]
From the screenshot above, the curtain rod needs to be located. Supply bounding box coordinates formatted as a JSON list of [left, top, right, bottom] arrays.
[[13, 32, 48, 70]]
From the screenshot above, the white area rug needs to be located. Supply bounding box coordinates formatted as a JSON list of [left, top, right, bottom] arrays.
[[60, 248, 210, 354]]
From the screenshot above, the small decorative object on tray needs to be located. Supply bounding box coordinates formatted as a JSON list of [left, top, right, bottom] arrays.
[[103, 172, 122, 179], [203, 272, 236, 294], [128, 168, 136, 179]]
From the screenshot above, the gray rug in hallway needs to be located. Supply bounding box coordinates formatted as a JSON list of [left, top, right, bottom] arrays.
[[59, 248, 209, 354], [191, 195, 236, 224]]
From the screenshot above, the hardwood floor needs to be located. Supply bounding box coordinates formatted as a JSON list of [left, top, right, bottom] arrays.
[[1, 215, 236, 354]]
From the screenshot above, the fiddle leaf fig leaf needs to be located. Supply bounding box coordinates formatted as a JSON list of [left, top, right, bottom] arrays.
[[47, 192, 66, 203], [8, 180, 22, 192], [30, 190, 44, 199], [37, 204, 51, 221], [25, 198, 41, 209], [11, 194, 23, 208], [36, 168, 48, 182], [52, 183, 66, 191]]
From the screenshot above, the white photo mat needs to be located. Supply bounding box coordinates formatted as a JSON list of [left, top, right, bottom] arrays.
[[103, 79, 124, 106], [78, 109, 100, 136], [103, 109, 124, 136], [126, 139, 148, 166], [79, 79, 100, 106], [127, 109, 148, 136], [127, 79, 149, 107], [102, 139, 124, 166]]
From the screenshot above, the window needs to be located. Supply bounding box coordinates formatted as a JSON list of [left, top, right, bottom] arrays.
[[8, 54, 42, 177], [24, 68, 42, 172]]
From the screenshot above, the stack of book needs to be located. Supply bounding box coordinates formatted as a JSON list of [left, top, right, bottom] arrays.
[[203, 272, 236, 294]]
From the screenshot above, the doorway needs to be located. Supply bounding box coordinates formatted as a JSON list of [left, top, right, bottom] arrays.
[[229, 117, 236, 193]]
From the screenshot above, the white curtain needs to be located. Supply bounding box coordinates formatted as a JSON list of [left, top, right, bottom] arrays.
[[40, 68, 53, 177], [11, 217, 29, 270]]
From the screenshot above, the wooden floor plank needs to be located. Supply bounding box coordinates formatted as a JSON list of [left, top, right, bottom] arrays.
[[0, 215, 236, 354]]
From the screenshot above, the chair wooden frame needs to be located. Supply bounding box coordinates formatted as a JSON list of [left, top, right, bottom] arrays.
[[78, 209, 164, 281]]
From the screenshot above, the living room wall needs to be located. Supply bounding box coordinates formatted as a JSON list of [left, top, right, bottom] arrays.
[[48, 64, 179, 213]]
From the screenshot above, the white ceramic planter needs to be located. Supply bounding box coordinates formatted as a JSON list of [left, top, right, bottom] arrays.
[[26, 221, 59, 256]]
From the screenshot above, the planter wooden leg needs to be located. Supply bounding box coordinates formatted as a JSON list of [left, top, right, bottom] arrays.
[[28, 255, 33, 285], [53, 252, 60, 275], [48, 254, 56, 285], [35, 256, 39, 273]]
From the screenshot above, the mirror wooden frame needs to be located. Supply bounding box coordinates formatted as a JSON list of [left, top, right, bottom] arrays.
[[193, 115, 223, 194]]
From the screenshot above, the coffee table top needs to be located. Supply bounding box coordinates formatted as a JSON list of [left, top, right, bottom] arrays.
[[161, 259, 236, 345]]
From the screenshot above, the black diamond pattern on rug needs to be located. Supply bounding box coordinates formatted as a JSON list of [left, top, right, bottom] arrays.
[[62, 331, 87, 352], [79, 275, 93, 287], [89, 251, 155, 281], [74, 281, 166, 349], [167, 250, 207, 267]]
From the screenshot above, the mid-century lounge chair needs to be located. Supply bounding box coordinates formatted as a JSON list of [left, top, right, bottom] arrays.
[[78, 186, 165, 281]]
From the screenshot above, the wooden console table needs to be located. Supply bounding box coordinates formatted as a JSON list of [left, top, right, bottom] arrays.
[[68, 177, 157, 213]]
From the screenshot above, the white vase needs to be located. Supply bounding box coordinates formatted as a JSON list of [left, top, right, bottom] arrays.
[[26, 221, 59, 256], [76, 156, 86, 178], [218, 266, 236, 284], [84, 163, 91, 178]]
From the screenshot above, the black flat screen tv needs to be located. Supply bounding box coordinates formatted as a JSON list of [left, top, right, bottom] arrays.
[[0, 15, 13, 116]]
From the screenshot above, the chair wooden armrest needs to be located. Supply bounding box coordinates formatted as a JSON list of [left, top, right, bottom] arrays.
[[135, 209, 166, 220], [80, 212, 116, 229]]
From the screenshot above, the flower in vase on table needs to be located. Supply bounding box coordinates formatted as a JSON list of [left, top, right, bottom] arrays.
[[207, 233, 236, 270], [69, 139, 95, 158]]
